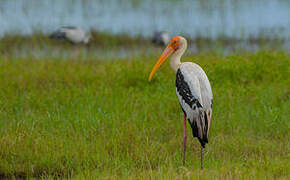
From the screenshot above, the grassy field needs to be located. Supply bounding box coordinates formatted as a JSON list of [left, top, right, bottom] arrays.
[[0, 51, 289, 179]]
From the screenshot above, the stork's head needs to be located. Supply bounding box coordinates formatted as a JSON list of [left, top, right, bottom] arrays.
[[148, 36, 187, 81]]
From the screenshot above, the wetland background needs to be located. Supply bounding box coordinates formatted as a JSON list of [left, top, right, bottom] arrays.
[[0, 0, 289, 59], [0, 0, 289, 179]]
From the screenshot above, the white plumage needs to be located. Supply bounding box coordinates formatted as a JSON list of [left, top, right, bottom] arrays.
[[176, 62, 213, 144], [50, 26, 91, 44]]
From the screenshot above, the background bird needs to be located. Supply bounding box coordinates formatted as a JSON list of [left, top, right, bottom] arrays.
[[152, 31, 170, 46], [50, 26, 91, 44], [148, 36, 213, 169]]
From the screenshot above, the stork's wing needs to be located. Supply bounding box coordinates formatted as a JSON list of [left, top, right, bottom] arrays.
[[176, 63, 213, 147], [176, 68, 202, 115]]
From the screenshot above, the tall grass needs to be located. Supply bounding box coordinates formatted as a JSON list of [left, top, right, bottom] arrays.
[[0, 51, 289, 179]]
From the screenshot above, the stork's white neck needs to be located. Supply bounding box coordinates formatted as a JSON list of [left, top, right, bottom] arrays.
[[170, 52, 182, 72], [170, 37, 187, 72]]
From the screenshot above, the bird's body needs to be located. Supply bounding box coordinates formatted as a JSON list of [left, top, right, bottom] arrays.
[[50, 26, 91, 44], [152, 31, 170, 46], [176, 62, 213, 147], [148, 36, 213, 168]]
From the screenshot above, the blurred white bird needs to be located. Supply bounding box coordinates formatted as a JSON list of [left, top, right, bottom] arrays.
[[152, 31, 170, 46], [50, 26, 91, 44]]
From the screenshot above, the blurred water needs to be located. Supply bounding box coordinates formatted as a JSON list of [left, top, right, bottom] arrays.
[[0, 0, 289, 39]]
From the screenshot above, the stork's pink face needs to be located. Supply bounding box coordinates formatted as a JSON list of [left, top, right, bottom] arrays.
[[148, 36, 181, 81]]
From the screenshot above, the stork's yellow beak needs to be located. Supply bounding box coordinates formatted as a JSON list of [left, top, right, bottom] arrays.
[[148, 44, 175, 82]]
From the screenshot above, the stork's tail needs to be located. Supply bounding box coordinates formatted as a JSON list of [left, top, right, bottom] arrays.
[[197, 137, 207, 148], [189, 111, 209, 148]]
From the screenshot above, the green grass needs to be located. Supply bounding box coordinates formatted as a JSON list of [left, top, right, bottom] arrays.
[[0, 51, 289, 179]]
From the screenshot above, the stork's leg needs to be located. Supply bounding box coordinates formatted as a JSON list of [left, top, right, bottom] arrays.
[[200, 146, 203, 170], [182, 114, 187, 166]]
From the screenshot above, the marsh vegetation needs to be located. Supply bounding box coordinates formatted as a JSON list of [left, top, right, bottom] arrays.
[[0, 50, 289, 179]]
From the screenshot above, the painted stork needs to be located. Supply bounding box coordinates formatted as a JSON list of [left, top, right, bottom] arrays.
[[50, 26, 91, 44], [148, 36, 213, 169], [152, 31, 170, 46]]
